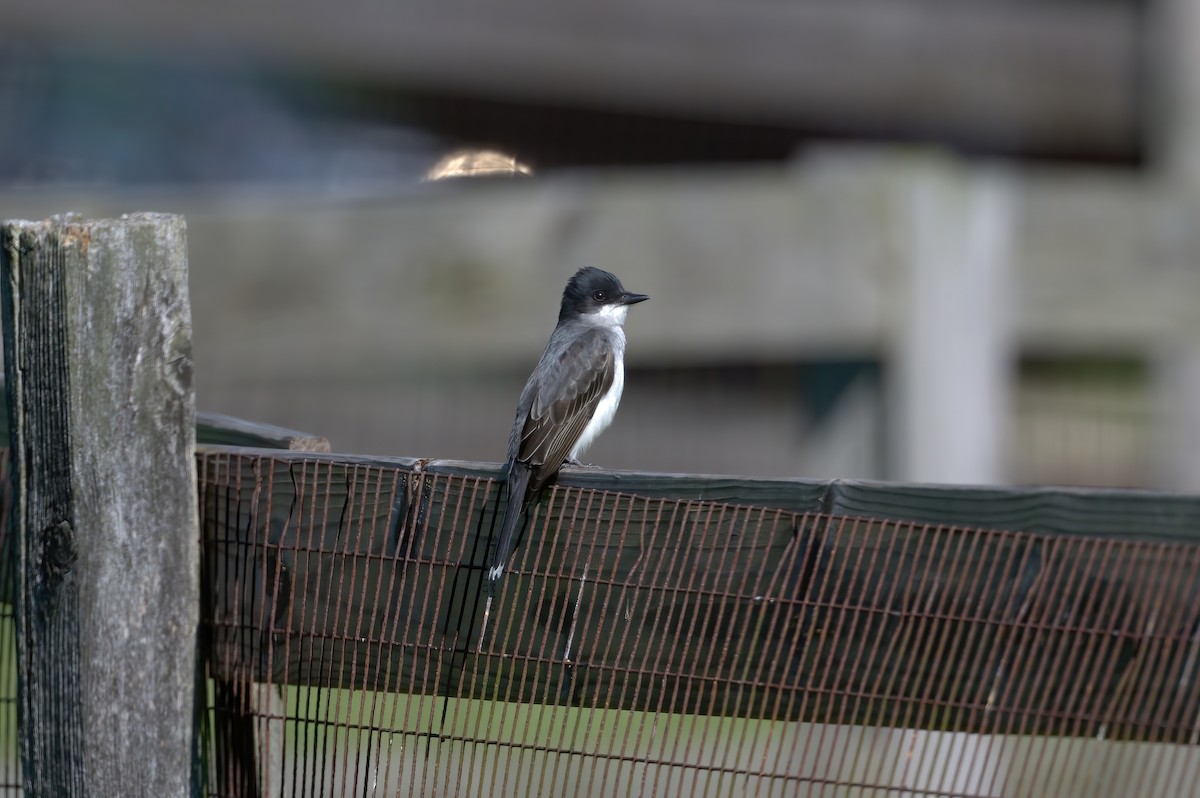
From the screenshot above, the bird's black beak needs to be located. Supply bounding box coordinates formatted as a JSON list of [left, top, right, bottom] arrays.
[[621, 292, 650, 305]]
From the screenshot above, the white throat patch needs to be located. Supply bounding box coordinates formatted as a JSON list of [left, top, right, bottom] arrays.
[[586, 303, 629, 328]]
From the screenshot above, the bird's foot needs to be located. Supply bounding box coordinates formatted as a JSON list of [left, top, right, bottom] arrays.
[[564, 457, 601, 469]]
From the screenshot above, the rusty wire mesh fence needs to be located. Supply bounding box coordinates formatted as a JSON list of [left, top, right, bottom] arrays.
[[0, 456, 19, 794], [197, 451, 1200, 797]]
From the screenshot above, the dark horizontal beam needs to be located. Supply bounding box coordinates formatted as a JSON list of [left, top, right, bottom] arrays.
[[198, 448, 1200, 741], [197, 412, 330, 453], [5, 0, 1142, 160], [254, 450, 1199, 545]]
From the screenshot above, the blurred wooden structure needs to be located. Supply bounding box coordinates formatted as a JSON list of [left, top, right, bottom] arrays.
[[0, 156, 1192, 490], [0, 0, 1191, 489], [1, 0, 1143, 163]]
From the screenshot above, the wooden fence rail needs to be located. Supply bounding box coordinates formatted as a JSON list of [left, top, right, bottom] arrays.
[[197, 447, 1200, 746]]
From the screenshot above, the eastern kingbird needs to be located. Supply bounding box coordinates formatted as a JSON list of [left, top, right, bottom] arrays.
[[488, 266, 649, 585]]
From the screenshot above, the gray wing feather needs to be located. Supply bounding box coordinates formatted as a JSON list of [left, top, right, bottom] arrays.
[[515, 328, 614, 492]]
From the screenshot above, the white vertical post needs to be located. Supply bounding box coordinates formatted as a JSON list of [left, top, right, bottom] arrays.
[[1156, 0, 1200, 491], [892, 159, 1015, 484], [1162, 0, 1200, 187], [1156, 346, 1200, 490]]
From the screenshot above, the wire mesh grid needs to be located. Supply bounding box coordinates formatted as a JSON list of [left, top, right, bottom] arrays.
[[197, 451, 1200, 797], [0, 455, 20, 794]]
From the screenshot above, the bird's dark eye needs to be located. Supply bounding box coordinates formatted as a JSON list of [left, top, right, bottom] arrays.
[[592, 290, 606, 302]]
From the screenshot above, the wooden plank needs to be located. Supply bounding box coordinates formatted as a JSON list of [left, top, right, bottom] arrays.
[[828, 480, 1200, 545], [0, 0, 1138, 159], [1, 215, 197, 796], [197, 449, 1200, 741], [198, 453, 819, 709], [426, 458, 831, 513], [197, 411, 330, 452], [4, 161, 1194, 393], [200, 449, 1200, 542]]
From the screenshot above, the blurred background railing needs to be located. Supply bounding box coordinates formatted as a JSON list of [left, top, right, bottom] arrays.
[[2, 0, 1198, 493]]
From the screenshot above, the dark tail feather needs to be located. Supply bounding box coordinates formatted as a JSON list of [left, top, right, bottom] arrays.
[[489, 462, 531, 586], [432, 475, 505, 751]]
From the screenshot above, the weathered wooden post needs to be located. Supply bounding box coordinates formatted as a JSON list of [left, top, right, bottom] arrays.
[[0, 215, 197, 796]]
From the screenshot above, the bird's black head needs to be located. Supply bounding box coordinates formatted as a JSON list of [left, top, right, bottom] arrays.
[[558, 266, 649, 324]]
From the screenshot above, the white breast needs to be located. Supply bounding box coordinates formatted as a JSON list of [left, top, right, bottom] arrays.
[[570, 330, 625, 459]]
